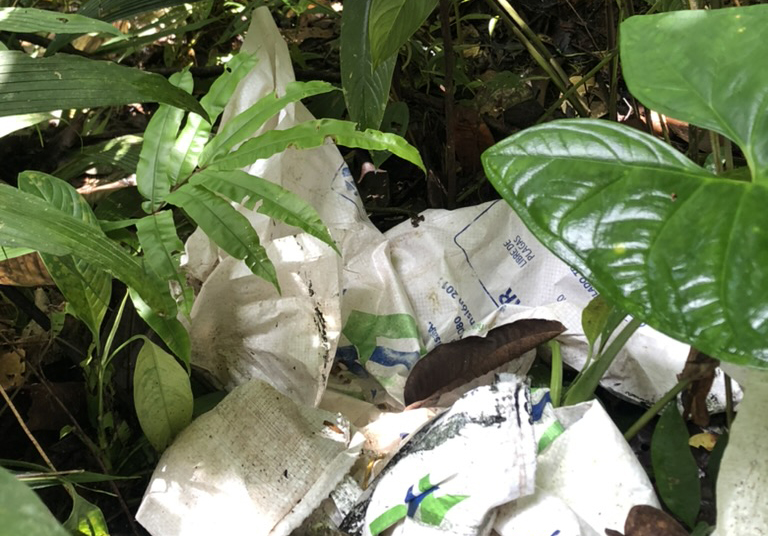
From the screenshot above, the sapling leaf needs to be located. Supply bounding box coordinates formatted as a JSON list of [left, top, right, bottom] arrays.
[[0, 184, 175, 317], [0, 51, 207, 118], [166, 184, 279, 291], [18, 172, 111, 341], [483, 119, 768, 367], [199, 80, 338, 168], [209, 118, 425, 172], [622, 5, 768, 182], [368, 0, 438, 68], [136, 70, 193, 212], [190, 169, 338, 253], [133, 338, 193, 452], [62, 486, 109, 536], [340, 0, 396, 130], [0, 7, 122, 35], [168, 52, 260, 184], [135, 210, 194, 316], [651, 403, 701, 528]]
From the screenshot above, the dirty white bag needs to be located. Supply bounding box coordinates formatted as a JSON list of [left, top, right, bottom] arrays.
[[136, 379, 363, 536]]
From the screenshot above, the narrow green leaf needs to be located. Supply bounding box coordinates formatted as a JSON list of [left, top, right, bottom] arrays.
[[340, 0, 396, 130], [72, 0, 207, 23], [199, 80, 338, 167], [18, 172, 111, 340], [0, 184, 175, 317], [483, 119, 768, 367], [168, 52, 259, 184], [54, 134, 142, 181], [0, 466, 70, 536], [0, 246, 34, 260], [651, 403, 701, 528], [0, 51, 207, 119], [135, 211, 194, 316], [209, 118, 425, 172], [368, 0, 438, 68], [0, 112, 53, 138], [0, 7, 122, 35], [137, 70, 193, 212], [129, 289, 190, 368], [621, 5, 768, 180], [166, 184, 279, 290], [133, 338, 193, 452], [190, 169, 338, 252]]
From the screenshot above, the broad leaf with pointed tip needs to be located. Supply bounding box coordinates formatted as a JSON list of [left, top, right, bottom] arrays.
[[368, 0, 438, 68], [484, 120, 768, 366], [483, 6, 768, 367]]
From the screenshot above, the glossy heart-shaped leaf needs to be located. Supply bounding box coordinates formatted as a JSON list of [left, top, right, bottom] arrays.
[[483, 119, 768, 367], [621, 5, 768, 181]]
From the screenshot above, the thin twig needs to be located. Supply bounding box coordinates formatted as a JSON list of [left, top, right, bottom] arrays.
[[0, 382, 56, 470]]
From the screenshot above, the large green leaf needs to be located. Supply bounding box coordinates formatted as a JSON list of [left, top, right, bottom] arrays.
[[208, 118, 425, 172], [482, 119, 768, 367], [0, 7, 122, 35], [137, 70, 192, 212], [0, 184, 175, 317], [651, 403, 701, 528], [135, 211, 193, 316], [0, 51, 207, 118], [46, 0, 208, 54], [166, 184, 279, 290], [199, 80, 338, 168], [622, 5, 768, 181], [368, 0, 438, 68], [129, 289, 190, 368], [18, 172, 111, 341], [191, 169, 338, 252], [133, 338, 193, 452], [168, 52, 259, 184], [0, 466, 69, 536], [340, 0, 396, 130]]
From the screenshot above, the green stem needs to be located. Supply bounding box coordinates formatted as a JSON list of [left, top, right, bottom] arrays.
[[537, 51, 616, 123], [549, 339, 563, 407], [623, 376, 692, 441], [710, 131, 723, 173], [564, 316, 643, 405]]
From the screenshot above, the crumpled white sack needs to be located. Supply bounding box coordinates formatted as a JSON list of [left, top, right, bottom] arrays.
[[713, 364, 768, 536], [136, 379, 364, 536], [341, 375, 537, 536]]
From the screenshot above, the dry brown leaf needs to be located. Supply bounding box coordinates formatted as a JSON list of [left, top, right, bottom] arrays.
[[0, 348, 26, 389], [679, 347, 719, 427], [403, 319, 565, 406], [622, 505, 689, 536], [0, 252, 54, 287]]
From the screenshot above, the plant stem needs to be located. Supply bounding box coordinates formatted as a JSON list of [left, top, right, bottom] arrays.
[[724, 373, 734, 429], [549, 339, 563, 407], [563, 316, 643, 405], [537, 51, 616, 123], [624, 376, 692, 441], [439, 0, 457, 209], [487, 0, 590, 117]]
